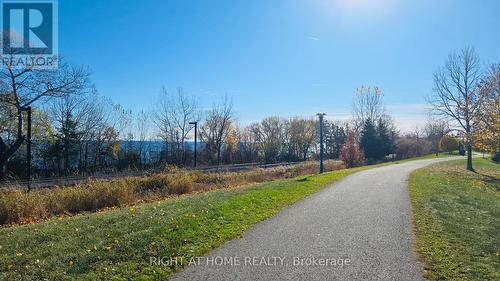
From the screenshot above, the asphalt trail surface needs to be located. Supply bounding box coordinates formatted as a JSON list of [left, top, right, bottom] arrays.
[[170, 158, 457, 281]]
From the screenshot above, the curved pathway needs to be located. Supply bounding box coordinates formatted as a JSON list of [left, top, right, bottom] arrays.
[[170, 157, 457, 281]]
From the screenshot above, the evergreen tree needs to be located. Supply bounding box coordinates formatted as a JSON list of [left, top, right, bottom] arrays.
[[57, 112, 80, 173], [359, 119, 381, 160], [377, 118, 392, 158], [325, 122, 347, 159], [333, 125, 346, 159]]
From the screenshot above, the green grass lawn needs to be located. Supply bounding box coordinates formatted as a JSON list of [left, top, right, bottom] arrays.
[[0, 154, 450, 280], [409, 158, 500, 281], [0, 165, 376, 280]]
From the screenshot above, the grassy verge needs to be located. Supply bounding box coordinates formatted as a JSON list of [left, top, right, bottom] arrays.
[[0, 164, 376, 280], [0, 154, 450, 226], [409, 158, 500, 280], [0, 154, 450, 280], [0, 161, 344, 226]]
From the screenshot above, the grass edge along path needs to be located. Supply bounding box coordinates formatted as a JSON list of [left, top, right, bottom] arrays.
[[0, 155, 448, 280], [409, 158, 500, 281]]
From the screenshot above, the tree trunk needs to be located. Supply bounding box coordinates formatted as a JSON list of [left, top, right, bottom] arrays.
[[0, 108, 25, 179], [0, 161, 6, 180], [0, 138, 24, 179], [84, 142, 88, 174], [217, 146, 221, 165], [64, 144, 69, 174], [466, 143, 473, 171]]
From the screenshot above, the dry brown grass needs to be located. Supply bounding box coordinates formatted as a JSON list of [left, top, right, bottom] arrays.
[[0, 160, 343, 225]]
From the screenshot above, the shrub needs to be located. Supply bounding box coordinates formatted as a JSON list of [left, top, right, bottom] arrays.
[[0, 160, 343, 225], [340, 130, 365, 168], [165, 172, 194, 195], [492, 151, 500, 163], [440, 135, 459, 153], [458, 143, 466, 156], [395, 138, 432, 159], [0, 189, 47, 224]]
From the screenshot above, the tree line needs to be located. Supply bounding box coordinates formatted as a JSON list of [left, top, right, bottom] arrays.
[[0, 47, 498, 179]]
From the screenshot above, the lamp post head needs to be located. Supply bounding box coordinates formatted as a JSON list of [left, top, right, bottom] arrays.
[[189, 121, 197, 125], [316, 112, 326, 117]]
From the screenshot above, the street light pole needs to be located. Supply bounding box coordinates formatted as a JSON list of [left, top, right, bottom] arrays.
[[189, 121, 197, 168], [317, 113, 326, 174]]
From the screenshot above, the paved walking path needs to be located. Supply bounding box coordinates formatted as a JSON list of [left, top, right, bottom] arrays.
[[170, 158, 456, 281]]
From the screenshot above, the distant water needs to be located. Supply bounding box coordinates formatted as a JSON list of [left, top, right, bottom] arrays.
[[121, 140, 199, 151], [30, 140, 203, 165], [120, 140, 205, 161]]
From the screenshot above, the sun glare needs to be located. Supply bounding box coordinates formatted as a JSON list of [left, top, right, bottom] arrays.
[[323, 0, 397, 17]]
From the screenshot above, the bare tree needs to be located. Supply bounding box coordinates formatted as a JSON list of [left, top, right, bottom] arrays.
[[412, 125, 423, 156], [0, 58, 90, 178], [0, 99, 17, 145], [429, 47, 484, 171], [153, 87, 199, 164], [239, 123, 260, 163], [424, 116, 449, 156], [288, 118, 316, 161], [352, 85, 385, 132], [256, 116, 287, 163], [95, 101, 130, 169], [222, 123, 239, 164], [136, 110, 149, 164], [200, 96, 233, 165], [48, 91, 97, 173], [395, 136, 431, 159], [79, 91, 115, 172]]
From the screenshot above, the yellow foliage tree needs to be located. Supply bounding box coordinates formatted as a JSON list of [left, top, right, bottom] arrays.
[[474, 64, 499, 156], [473, 116, 499, 154], [439, 135, 459, 153]]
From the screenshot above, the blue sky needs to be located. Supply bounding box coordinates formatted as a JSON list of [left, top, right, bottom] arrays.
[[59, 0, 500, 131]]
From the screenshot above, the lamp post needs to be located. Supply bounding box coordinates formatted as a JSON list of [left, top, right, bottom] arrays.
[[189, 121, 197, 168], [317, 113, 326, 174]]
